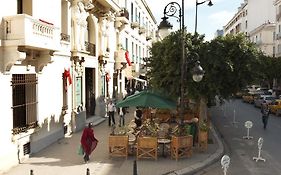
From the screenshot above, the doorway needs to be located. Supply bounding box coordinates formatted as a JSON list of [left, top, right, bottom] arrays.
[[85, 68, 96, 118]]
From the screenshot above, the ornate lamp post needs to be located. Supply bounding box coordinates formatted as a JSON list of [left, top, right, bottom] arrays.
[[195, 0, 213, 33], [158, 1, 205, 127]]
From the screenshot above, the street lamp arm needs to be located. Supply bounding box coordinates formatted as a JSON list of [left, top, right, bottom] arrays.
[[196, 0, 213, 6], [196, 0, 207, 5], [163, 2, 182, 22]]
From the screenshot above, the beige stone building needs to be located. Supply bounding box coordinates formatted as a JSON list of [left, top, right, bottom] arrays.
[[0, 0, 157, 172]]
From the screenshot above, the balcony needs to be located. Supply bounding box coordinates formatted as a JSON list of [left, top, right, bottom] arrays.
[[146, 32, 153, 41], [85, 42, 96, 56], [131, 22, 140, 29], [115, 50, 127, 70], [2, 14, 60, 50], [0, 14, 60, 73], [115, 8, 129, 31], [139, 26, 146, 35]]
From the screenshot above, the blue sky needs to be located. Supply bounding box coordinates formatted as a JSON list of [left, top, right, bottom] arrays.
[[147, 0, 244, 41]]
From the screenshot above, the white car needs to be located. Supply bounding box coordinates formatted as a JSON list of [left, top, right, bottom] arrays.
[[254, 95, 276, 108]]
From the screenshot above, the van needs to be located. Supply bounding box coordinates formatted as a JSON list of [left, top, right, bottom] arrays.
[[247, 85, 261, 93]]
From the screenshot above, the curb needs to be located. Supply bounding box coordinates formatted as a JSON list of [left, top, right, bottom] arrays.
[[171, 123, 225, 175]]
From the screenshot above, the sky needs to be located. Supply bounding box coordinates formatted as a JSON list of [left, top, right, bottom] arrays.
[[146, 0, 244, 41]]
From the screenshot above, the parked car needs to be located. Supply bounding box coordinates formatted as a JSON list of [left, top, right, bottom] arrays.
[[254, 95, 276, 108], [268, 99, 281, 114], [242, 92, 260, 104], [235, 89, 249, 98]]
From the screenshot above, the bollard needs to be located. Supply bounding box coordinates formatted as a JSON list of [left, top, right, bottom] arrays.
[[133, 160, 138, 175], [30, 169, 34, 175], [253, 137, 266, 162], [86, 168, 90, 175], [221, 155, 230, 175]]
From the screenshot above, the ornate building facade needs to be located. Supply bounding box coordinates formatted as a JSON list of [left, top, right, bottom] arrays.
[[0, 0, 157, 172]]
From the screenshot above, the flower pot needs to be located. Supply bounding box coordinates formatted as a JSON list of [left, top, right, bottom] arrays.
[[198, 131, 208, 151]]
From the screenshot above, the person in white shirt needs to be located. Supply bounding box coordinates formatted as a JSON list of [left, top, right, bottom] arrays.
[[107, 100, 116, 126]]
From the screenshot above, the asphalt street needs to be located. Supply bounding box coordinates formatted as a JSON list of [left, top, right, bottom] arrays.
[[197, 99, 281, 175]]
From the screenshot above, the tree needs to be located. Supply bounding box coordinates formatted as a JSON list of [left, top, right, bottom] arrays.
[[147, 32, 261, 106], [256, 55, 281, 89]]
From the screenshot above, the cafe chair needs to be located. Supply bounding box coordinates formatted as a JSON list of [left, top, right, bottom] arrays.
[[136, 137, 158, 160], [108, 135, 129, 159], [170, 135, 193, 161]]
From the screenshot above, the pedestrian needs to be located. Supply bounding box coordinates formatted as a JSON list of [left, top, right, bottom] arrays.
[[118, 107, 127, 127], [261, 101, 270, 129], [107, 100, 116, 126], [80, 122, 98, 163], [134, 107, 142, 127]]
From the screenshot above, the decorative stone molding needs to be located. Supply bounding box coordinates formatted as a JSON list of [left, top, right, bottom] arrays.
[[0, 46, 26, 74], [36, 51, 55, 73]]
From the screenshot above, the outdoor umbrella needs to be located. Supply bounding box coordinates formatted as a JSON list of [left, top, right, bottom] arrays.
[[116, 91, 176, 109]]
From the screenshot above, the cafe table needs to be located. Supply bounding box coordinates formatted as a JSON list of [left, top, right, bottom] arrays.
[[157, 138, 171, 157]]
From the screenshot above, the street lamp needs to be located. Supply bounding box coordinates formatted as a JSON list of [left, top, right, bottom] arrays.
[[195, 0, 213, 33], [158, 1, 205, 126]]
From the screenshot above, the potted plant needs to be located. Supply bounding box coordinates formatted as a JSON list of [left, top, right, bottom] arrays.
[[198, 119, 208, 151]]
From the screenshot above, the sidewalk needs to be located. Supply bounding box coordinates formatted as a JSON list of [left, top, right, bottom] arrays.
[[3, 109, 224, 175]]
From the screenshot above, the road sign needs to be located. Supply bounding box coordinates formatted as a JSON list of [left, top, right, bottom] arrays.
[[243, 121, 253, 139], [244, 121, 253, 128]]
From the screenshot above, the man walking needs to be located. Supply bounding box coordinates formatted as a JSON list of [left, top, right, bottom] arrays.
[[261, 101, 270, 129], [107, 100, 116, 126]]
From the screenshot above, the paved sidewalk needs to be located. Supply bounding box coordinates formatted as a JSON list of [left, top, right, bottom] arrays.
[[3, 110, 224, 175]]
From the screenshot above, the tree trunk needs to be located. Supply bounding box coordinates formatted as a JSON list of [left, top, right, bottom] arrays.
[[199, 97, 208, 122]]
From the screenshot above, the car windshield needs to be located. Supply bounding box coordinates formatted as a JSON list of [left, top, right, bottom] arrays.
[[265, 97, 275, 100]]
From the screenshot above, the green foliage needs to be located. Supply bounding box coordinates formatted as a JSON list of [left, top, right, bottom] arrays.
[[147, 31, 263, 107], [199, 120, 208, 132]]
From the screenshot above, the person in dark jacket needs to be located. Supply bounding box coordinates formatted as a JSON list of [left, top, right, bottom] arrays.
[[261, 101, 270, 129], [134, 107, 142, 127]]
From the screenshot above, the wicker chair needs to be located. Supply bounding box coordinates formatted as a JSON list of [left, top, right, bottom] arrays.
[[108, 135, 129, 159], [170, 135, 193, 161], [136, 137, 158, 160]]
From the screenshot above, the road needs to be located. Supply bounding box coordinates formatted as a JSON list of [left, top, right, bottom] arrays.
[[195, 99, 281, 175]]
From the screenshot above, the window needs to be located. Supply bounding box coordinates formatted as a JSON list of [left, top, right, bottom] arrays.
[[12, 74, 37, 134], [125, 38, 128, 50], [130, 3, 134, 22], [132, 42, 134, 63], [17, 0, 23, 14], [139, 45, 141, 62], [17, 0, 32, 15], [135, 7, 138, 23], [136, 44, 138, 63], [138, 12, 141, 24]]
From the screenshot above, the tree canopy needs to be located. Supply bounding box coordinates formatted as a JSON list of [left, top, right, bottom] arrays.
[[147, 32, 263, 106]]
